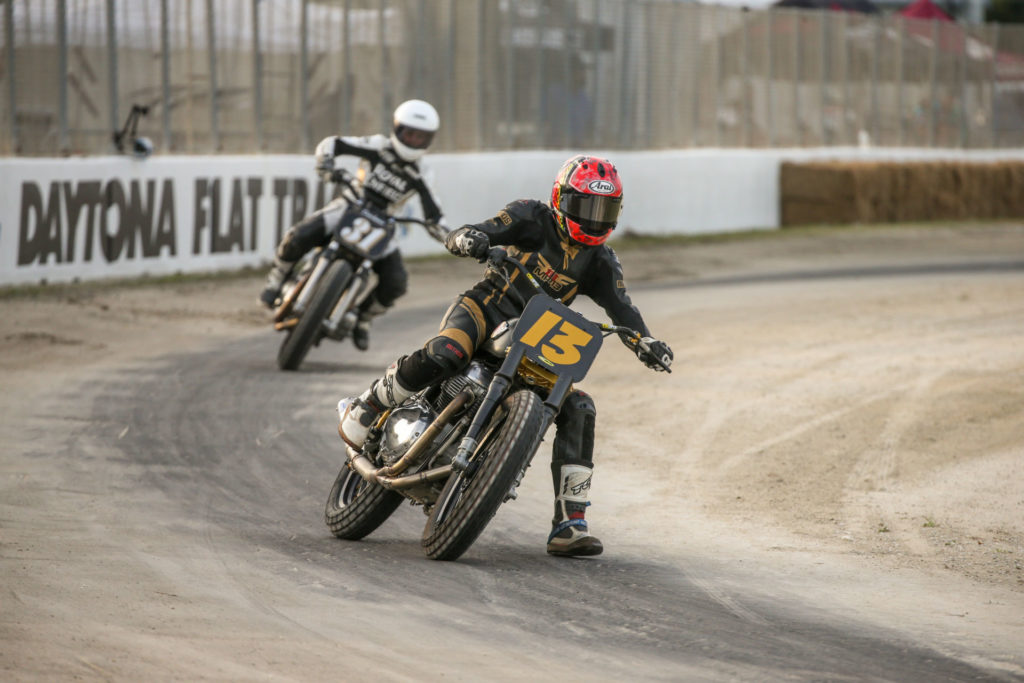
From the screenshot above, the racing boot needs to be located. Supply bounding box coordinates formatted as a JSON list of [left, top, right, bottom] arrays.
[[259, 258, 294, 309], [337, 361, 415, 450], [546, 463, 603, 557], [351, 300, 388, 351]]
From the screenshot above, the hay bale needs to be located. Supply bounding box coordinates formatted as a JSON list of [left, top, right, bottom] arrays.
[[780, 159, 1024, 226]]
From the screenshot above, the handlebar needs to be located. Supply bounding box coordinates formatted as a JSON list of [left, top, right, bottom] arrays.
[[484, 247, 671, 373], [328, 167, 356, 188], [326, 167, 443, 231]]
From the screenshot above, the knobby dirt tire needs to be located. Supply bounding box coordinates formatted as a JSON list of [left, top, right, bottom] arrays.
[[325, 465, 404, 540], [421, 390, 547, 561], [277, 260, 353, 371]]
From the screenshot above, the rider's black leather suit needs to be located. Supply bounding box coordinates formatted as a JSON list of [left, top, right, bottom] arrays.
[[394, 198, 652, 472], [276, 135, 444, 311]]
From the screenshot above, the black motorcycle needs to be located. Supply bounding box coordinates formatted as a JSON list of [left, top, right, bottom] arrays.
[[325, 247, 671, 560], [272, 169, 436, 371]]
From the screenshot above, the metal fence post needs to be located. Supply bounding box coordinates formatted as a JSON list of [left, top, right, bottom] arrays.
[[618, 2, 633, 147], [475, 0, 484, 149], [206, 0, 220, 151], [447, 0, 455, 146], [897, 14, 904, 145], [161, 0, 172, 151], [870, 15, 880, 145], [819, 13, 827, 145], [767, 8, 774, 146], [343, 0, 351, 132], [106, 0, 119, 150], [504, 1, 514, 148], [989, 22, 999, 148], [565, 0, 576, 148], [252, 0, 264, 150], [711, 4, 721, 146], [300, 0, 309, 150], [959, 22, 968, 148], [690, 4, 703, 146], [644, 1, 653, 149], [793, 11, 801, 146], [415, 0, 425, 99], [928, 18, 937, 147], [5, 0, 18, 153], [840, 11, 849, 145], [379, 0, 389, 132], [742, 7, 750, 147], [58, 0, 69, 154], [593, 0, 602, 148], [669, 2, 682, 148]]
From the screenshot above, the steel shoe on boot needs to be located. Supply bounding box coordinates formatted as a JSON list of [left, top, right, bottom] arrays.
[[259, 260, 293, 310], [352, 300, 387, 351], [352, 319, 371, 351], [259, 286, 280, 309], [546, 463, 603, 557], [337, 361, 415, 450]]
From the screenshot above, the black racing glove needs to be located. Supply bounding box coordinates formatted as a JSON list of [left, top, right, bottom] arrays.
[[636, 336, 673, 372], [446, 228, 490, 261]]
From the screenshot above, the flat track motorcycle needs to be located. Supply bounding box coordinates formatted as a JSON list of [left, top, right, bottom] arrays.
[[272, 169, 435, 371], [325, 247, 671, 561]]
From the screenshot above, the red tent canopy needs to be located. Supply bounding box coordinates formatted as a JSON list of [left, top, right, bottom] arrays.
[[899, 0, 953, 21]]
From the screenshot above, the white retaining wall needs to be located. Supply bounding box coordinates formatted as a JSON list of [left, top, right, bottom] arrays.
[[3, 147, 1023, 286]]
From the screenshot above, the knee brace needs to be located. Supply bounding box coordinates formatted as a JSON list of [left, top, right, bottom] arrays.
[[395, 333, 473, 391], [551, 390, 596, 496]]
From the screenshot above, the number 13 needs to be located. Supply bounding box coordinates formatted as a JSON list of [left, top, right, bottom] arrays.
[[519, 310, 593, 365]]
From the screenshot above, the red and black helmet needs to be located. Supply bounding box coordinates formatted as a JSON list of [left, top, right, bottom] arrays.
[[550, 155, 623, 246]]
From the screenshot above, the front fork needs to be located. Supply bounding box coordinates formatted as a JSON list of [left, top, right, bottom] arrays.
[[291, 246, 336, 316], [323, 258, 373, 339], [450, 345, 572, 472]]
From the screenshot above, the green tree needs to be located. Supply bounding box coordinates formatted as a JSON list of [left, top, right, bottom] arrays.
[[987, 0, 1024, 23]]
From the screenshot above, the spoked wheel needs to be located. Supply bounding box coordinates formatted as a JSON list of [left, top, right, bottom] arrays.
[[421, 390, 547, 561], [278, 259, 353, 371], [325, 464, 404, 540]]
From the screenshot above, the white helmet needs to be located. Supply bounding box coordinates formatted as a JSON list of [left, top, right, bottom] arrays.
[[390, 99, 439, 162]]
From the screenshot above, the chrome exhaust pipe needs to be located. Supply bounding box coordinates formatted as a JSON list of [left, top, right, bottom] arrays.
[[338, 390, 472, 488], [377, 464, 453, 490], [342, 443, 380, 484]]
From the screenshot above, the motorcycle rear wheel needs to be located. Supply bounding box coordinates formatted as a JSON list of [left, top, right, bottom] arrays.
[[325, 465, 404, 540], [421, 389, 546, 561], [277, 259, 353, 371]]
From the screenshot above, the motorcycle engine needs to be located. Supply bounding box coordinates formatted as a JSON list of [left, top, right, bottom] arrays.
[[434, 360, 493, 413], [378, 400, 436, 467]]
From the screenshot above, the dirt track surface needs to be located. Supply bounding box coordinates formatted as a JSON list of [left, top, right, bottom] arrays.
[[2, 223, 1023, 681]]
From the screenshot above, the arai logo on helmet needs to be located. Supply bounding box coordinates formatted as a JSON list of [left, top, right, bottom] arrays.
[[588, 179, 616, 194]]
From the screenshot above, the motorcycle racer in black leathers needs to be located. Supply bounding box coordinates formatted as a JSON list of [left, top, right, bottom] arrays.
[[339, 155, 673, 557], [260, 99, 448, 351]]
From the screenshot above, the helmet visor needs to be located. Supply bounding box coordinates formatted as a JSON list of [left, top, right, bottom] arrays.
[[558, 192, 622, 235], [395, 125, 435, 150]]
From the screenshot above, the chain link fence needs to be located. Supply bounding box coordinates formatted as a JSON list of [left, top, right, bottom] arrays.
[[2, 0, 1023, 157]]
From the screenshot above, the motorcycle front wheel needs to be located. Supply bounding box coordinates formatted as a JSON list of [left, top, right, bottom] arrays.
[[325, 465, 404, 540], [277, 259, 353, 371], [421, 389, 547, 561]]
